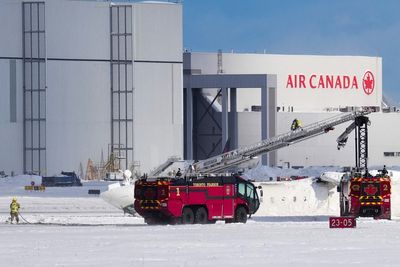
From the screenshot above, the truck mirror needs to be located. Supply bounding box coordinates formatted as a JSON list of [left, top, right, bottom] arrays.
[[337, 186, 341, 193]]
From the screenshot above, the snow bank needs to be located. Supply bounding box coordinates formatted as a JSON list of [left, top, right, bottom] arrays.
[[243, 165, 342, 181], [0, 175, 114, 198], [255, 178, 339, 216]]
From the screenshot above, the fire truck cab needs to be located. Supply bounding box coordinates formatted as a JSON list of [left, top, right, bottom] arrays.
[[134, 174, 260, 224]]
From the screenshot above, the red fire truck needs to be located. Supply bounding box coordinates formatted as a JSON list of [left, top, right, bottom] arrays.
[[337, 116, 391, 219], [134, 174, 260, 224], [339, 173, 391, 219]]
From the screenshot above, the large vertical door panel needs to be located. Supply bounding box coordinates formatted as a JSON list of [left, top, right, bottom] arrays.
[[23, 2, 46, 175], [110, 5, 134, 170]]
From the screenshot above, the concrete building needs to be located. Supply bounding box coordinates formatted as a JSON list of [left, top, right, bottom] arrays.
[[0, 0, 183, 175]]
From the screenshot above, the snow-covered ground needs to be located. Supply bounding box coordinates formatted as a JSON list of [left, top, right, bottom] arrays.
[[2, 170, 400, 266], [3, 216, 400, 267]]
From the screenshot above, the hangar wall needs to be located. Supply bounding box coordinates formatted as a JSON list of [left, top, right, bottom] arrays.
[[0, 0, 183, 175]]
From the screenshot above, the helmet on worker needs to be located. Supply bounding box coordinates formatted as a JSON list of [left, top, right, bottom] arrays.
[[12, 197, 17, 202]]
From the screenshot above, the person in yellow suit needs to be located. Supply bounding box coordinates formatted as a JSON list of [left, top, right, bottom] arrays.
[[291, 118, 302, 131], [10, 197, 20, 224]]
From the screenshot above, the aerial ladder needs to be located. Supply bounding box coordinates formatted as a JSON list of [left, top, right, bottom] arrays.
[[189, 110, 371, 174], [149, 156, 182, 177]]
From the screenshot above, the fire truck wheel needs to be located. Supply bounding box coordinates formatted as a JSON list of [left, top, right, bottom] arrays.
[[182, 207, 195, 224], [168, 217, 181, 225], [145, 217, 161, 225], [195, 207, 208, 224], [235, 206, 248, 223]]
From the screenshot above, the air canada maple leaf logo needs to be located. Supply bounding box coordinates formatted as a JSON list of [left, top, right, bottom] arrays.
[[364, 184, 378, 196], [362, 71, 375, 95]]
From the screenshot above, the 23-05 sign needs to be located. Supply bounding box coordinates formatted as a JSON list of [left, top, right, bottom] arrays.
[[329, 217, 356, 228]]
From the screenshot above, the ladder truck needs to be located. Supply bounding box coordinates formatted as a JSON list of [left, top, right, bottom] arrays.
[[336, 116, 391, 219], [134, 110, 372, 224]]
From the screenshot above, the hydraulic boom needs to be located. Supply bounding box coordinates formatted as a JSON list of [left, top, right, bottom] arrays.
[[189, 110, 371, 174]]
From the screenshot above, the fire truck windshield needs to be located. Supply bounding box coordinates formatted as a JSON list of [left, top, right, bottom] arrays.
[[238, 181, 260, 214]]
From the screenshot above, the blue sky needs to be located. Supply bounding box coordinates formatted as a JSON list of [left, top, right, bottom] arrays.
[[183, 0, 400, 103]]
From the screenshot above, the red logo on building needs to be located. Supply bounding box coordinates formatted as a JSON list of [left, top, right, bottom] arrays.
[[285, 70, 376, 96], [364, 184, 378, 196], [286, 74, 358, 90], [362, 71, 375, 95]]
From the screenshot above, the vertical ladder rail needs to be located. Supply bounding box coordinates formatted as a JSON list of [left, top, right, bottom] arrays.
[[354, 116, 369, 174], [110, 4, 134, 170], [22, 2, 46, 175]]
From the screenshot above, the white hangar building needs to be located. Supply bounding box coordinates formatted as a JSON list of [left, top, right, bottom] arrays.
[[0, 0, 183, 175], [183, 52, 400, 168]]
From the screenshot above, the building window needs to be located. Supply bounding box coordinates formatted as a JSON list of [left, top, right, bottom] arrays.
[[384, 152, 400, 157]]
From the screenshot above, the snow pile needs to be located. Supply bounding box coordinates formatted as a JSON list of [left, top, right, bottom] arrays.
[[0, 175, 114, 198], [245, 165, 400, 182], [320, 171, 345, 185], [255, 178, 339, 217], [243, 165, 342, 181]]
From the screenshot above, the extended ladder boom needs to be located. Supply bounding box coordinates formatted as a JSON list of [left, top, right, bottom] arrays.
[[149, 156, 181, 177], [190, 110, 370, 174]]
